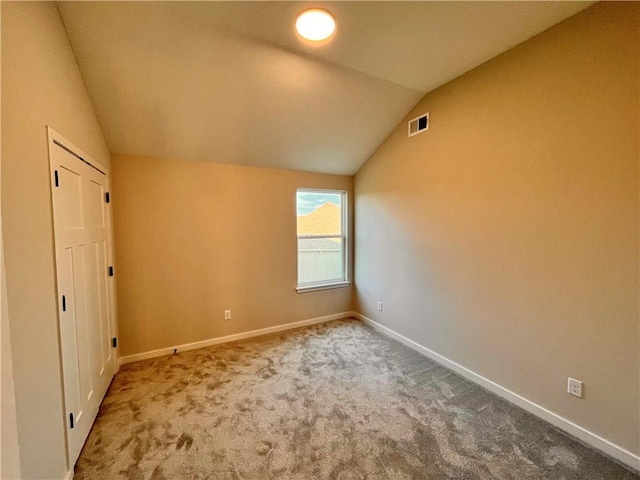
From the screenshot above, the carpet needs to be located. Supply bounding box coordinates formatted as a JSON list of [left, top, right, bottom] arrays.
[[75, 318, 638, 479]]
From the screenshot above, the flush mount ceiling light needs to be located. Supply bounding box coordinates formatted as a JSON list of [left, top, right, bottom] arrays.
[[295, 9, 336, 41]]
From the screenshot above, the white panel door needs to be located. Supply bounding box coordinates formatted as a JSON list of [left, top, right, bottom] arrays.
[[50, 138, 116, 467]]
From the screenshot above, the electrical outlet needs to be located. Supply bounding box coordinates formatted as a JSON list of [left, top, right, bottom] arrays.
[[377, 301, 383, 312], [224, 310, 232, 320], [568, 377, 583, 398]]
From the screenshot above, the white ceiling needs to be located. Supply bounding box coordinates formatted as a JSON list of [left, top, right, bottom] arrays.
[[58, 1, 592, 175]]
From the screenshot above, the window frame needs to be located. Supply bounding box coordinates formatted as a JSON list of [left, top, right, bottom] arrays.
[[295, 188, 350, 293]]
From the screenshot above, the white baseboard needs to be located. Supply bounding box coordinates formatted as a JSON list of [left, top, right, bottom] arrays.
[[353, 312, 640, 472], [118, 312, 352, 366]]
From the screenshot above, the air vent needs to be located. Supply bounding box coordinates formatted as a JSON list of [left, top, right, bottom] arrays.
[[408, 112, 429, 137]]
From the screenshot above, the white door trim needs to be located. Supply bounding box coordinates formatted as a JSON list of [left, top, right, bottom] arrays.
[[47, 127, 119, 469]]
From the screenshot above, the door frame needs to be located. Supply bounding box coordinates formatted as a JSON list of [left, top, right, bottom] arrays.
[[46, 126, 119, 469]]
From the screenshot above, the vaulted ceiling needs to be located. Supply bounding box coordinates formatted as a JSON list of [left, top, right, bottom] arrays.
[[58, 1, 592, 175]]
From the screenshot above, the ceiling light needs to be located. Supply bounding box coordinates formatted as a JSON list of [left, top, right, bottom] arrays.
[[295, 9, 336, 42]]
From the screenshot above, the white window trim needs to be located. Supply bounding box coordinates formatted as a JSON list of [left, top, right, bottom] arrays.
[[296, 188, 349, 293], [296, 281, 351, 294]]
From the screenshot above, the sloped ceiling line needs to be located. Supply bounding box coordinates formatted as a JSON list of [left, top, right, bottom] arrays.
[[57, 1, 592, 175]]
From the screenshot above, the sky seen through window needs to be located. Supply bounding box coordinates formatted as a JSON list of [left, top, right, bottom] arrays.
[[296, 191, 341, 216]]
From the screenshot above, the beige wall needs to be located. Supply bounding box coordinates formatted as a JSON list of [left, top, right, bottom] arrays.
[[112, 154, 353, 356], [2, 0, 637, 474], [354, 1, 639, 456], [1, 2, 111, 478], [1, 204, 21, 479], [0, 6, 21, 478]]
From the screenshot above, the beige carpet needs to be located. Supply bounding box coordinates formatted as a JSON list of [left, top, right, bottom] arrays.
[[75, 319, 637, 479]]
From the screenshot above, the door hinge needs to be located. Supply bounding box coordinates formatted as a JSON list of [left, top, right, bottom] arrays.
[[54, 170, 59, 187], [112, 337, 117, 348], [62, 295, 66, 312], [105, 192, 110, 203], [69, 412, 74, 429], [108, 266, 114, 277]]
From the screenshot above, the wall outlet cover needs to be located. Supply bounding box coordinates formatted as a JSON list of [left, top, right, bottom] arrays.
[[568, 377, 583, 398]]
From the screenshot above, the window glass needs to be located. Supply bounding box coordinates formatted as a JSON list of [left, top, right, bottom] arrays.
[[296, 190, 347, 290]]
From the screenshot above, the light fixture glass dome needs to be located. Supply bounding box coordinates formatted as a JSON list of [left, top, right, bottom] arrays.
[[295, 9, 336, 41]]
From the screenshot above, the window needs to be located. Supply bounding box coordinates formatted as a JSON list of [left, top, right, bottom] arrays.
[[296, 189, 349, 292]]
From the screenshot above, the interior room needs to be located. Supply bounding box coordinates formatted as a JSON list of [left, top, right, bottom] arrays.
[[1, 1, 638, 479]]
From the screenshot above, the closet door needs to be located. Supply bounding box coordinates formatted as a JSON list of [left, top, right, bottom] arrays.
[[49, 133, 116, 467]]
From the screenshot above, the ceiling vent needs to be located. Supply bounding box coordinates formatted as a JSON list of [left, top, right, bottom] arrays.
[[408, 112, 429, 137]]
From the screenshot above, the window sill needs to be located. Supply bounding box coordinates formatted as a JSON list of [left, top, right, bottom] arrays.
[[296, 281, 351, 294]]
